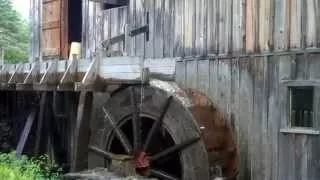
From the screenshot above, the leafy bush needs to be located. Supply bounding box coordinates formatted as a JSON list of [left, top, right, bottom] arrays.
[[0, 152, 62, 180]]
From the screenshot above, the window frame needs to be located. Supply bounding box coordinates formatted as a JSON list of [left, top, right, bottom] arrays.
[[280, 80, 320, 135]]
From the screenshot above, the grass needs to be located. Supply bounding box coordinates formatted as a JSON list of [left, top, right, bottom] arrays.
[[0, 152, 63, 180]]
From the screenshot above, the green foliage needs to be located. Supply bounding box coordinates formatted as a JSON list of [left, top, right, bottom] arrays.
[[0, 0, 29, 64], [0, 152, 63, 180]]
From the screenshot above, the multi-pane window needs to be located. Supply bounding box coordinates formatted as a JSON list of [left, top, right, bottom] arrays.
[[289, 86, 314, 128]]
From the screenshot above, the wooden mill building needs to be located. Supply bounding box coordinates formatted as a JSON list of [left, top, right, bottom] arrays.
[[2, 0, 319, 179]]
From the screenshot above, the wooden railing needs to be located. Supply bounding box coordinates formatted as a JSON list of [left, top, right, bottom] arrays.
[[0, 56, 176, 92]]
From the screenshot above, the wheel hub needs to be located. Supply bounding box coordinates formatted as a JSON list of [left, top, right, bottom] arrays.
[[135, 151, 150, 176]]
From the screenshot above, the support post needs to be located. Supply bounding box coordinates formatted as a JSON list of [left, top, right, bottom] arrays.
[[34, 92, 47, 155], [71, 92, 93, 172], [16, 109, 36, 156]]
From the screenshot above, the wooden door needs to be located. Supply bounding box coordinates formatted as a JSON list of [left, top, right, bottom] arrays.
[[42, 0, 68, 59]]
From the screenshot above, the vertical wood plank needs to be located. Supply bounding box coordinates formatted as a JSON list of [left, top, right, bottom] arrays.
[[251, 57, 269, 179], [316, 1, 320, 47], [81, 0, 88, 58], [31, 0, 41, 60], [309, 54, 320, 80], [231, 58, 244, 179], [232, 0, 243, 53], [95, 5, 103, 53], [16, 110, 36, 156], [207, 0, 219, 54], [66, 92, 78, 167], [209, 59, 219, 102], [262, 57, 270, 180], [163, 0, 174, 57], [154, 0, 164, 58], [267, 57, 280, 180], [225, 0, 233, 54], [217, 59, 232, 122], [119, 7, 127, 53], [259, 0, 273, 52], [238, 58, 253, 179], [87, 1, 96, 58], [218, 0, 226, 54], [278, 55, 295, 180], [290, 0, 302, 49], [197, 60, 210, 94], [309, 88, 320, 179], [274, 0, 289, 51], [145, 0, 155, 58], [186, 60, 198, 89], [173, 0, 184, 57], [175, 61, 186, 88], [184, 0, 194, 56], [104, 10, 111, 46], [294, 54, 309, 80], [128, 0, 136, 56], [71, 92, 93, 172], [195, 0, 207, 56], [135, 0, 145, 57], [111, 8, 120, 52], [191, 0, 196, 55], [306, 0, 317, 47], [35, 92, 47, 155], [245, 0, 258, 53]]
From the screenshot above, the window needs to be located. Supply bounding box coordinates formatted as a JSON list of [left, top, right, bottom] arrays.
[[280, 81, 320, 135], [289, 86, 314, 128]]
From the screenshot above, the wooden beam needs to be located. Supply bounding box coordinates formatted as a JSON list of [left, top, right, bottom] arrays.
[[71, 92, 93, 172], [16, 109, 37, 156], [57, 58, 77, 91], [8, 64, 24, 84], [129, 25, 149, 41], [0, 57, 176, 91], [16, 62, 40, 91], [34, 60, 58, 91], [39, 60, 58, 84], [101, 34, 125, 49], [34, 92, 47, 155]]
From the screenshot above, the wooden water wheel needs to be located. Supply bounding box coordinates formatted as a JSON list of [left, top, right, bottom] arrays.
[[88, 80, 238, 180], [89, 85, 209, 180]]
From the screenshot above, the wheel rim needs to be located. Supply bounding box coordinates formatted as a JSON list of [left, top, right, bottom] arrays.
[[89, 87, 200, 180]]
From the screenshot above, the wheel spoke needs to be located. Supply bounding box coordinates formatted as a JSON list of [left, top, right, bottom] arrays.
[[150, 137, 200, 162], [142, 96, 173, 152], [88, 145, 115, 159], [130, 87, 141, 153], [103, 107, 133, 154], [149, 169, 179, 180]]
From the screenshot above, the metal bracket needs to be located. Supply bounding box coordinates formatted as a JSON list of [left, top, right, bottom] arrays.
[[101, 34, 125, 50], [129, 12, 149, 41]]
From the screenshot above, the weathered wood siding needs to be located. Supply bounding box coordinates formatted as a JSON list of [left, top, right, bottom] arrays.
[[30, 0, 41, 61], [176, 52, 320, 180], [81, 1, 127, 58], [82, 0, 320, 58]]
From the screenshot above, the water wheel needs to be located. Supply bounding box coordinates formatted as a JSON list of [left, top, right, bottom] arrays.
[[89, 80, 238, 180]]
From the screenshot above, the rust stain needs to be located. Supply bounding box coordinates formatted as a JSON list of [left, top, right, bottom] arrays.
[[184, 89, 239, 178]]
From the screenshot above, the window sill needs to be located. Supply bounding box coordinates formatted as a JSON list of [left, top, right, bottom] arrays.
[[280, 128, 320, 135]]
